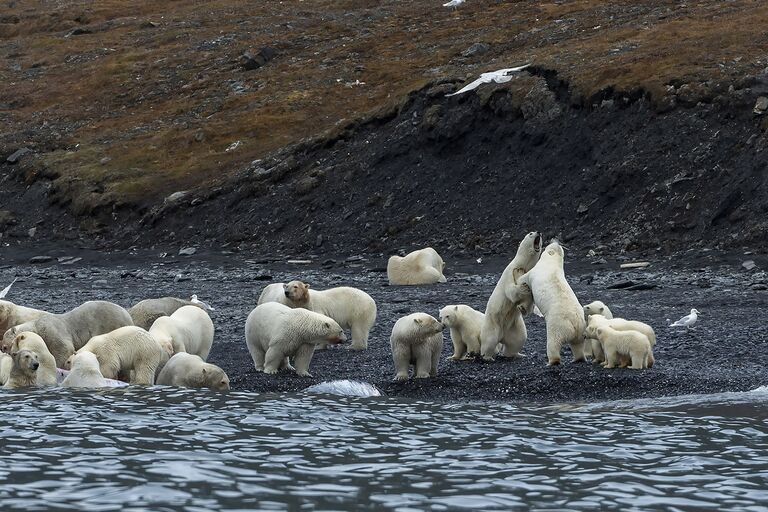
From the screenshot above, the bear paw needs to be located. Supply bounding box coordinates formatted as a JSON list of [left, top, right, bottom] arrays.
[[415, 373, 430, 379], [296, 370, 313, 377], [393, 373, 409, 381], [263, 367, 278, 374]]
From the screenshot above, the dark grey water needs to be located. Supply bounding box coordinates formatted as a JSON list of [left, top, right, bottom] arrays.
[[0, 387, 767, 511]]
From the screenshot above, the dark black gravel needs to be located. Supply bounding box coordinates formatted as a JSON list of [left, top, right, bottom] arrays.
[[1, 245, 766, 402]]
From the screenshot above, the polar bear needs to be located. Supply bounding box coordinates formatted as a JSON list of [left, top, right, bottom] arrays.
[[157, 352, 230, 391], [71, 326, 164, 385], [480, 231, 542, 360], [261, 281, 376, 350], [148, 305, 215, 360], [587, 314, 656, 367], [390, 312, 444, 380], [519, 240, 585, 365], [0, 353, 12, 385], [245, 302, 346, 377], [128, 297, 199, 330], [582, 300, 614, 362], [3, 300, 133, 367], [9, 332, 57, 386], [0, 300, 46, 333], [4, 349, 39, 389], [61, 352, 107, 388], [387, 247, 447, 285], [439, 305, 484, 360], [592, 325, 651, 369]]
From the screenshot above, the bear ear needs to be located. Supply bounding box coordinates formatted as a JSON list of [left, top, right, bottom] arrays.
[[202, 367, 207, 374], [305, 283, 310, 290], [454, 305, 458, 311], [597, 328, 603, 336], [599, 307, 604, 313], [413, 317, 422, 325]]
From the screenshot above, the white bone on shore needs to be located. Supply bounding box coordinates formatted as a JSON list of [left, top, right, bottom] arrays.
[[443, 0, 465, 7], [446, 64, 531, 97], [670, 308, 699, 328], [0, 278, 17, 299], [191, 294, 215, 311]]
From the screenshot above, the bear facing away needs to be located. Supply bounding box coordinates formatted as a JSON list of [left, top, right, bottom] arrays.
[[519, 240, 585, 365], [2, 300, 133, 367], [439, 304, 484, 361], [245, 302, 346, 377], [157, 352, 230, 391], [70, 326, 164, 385], [591, 325, 652, 369], [148, 305, 215, 360], [390, 313, 444, 380], [9, 332, 57, 386], [61, 352, 107, 388], [480, 231, 542, 360], [387, 248, 447, 285], [4, 349, 39, 389]]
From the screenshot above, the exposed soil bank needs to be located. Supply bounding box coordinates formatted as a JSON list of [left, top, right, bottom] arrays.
[[1, 247, 766, 402]]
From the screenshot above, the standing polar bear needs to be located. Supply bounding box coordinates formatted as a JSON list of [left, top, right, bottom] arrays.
[[519, 240, 585, 365], [2, 300, 133, 367], [582, 300, 614, 362], [258, 281, 377, 350], [480, 231, 542, 360], [148, 306, 215, 360], [245, 302, 346, 377], [390, 313, 444, 380], [587, 314, 656, 368], [61, 352, 107, 388], [0, 300, 46, 334], [439, 305, 485, 360], [9, 332, 57, 386], [71, 326, 164, 385], [387, 248, 447, 285], [157, 352, 230, 391], [589, 325, 652, 369]]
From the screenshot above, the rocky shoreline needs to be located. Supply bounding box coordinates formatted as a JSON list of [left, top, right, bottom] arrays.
[[1, 245, 765, 402]]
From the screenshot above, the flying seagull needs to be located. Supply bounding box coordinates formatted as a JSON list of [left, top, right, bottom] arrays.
[[443, 0, 465, 7], [190, 294, 215, 311], [670, 308, 699, 328], [0, 278, 17, 299], [445, 64, 531, 97]]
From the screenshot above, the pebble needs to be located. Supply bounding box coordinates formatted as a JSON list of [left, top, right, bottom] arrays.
[[29, 255, 53, 264], [179, 247, 197, 256]]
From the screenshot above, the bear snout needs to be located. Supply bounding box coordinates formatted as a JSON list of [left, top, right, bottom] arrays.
[[284, 290, 290, 297], [31, 361, 39, 371]]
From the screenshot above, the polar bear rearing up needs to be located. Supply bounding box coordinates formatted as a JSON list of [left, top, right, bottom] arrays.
[[480, 231, 542, 359]]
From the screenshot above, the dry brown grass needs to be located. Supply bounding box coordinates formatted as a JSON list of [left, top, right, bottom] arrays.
[[1, 0, 767, 205]]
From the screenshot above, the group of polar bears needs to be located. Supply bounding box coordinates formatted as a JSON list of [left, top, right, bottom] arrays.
[[0, 297, 229, 391]]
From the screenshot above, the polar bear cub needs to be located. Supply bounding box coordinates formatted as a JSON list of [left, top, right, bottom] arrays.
[[480, 231, 542, 360], [149, 305, 215, 360], [259, 281, 377, 350], [4, 349, 39, 389], [439, 305, 484, 360], [390, 313, 444, 380], [387, 247, 447, 285], [245, 302, 346, 377], [582, 300, 614, 362], [519, 240, 585, 365], [9, 332, 57, 386], [72, 326, 164, 385], [61, 352, 107, 388], [157, 352, 230, 391], [587, 314, 656, 367], [592, 325, 651, 369]]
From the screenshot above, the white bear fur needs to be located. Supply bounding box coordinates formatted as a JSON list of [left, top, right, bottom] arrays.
[[439, 304, 484, 361], [593, 325, 651, 369], [0, 300, 46, 335], [0, 353, 12, 386], [390, 312, 444, 380], [2, 300, 133, 367], [149, 305, 215, 360], [4, 349, 39, 389], [73, 326, 163, 385], [587, 314, 656, 367], [61, 352, 107, 388], [582, 300, 614, 362], [480, 231, 542, 359], [128, 297, 198, 330], [261, 281, 376, 351], [9, 332, 57, 386], [519, 240, 586, 365], [245, 302, 346, 377], [157, 352, 230, 391], [387, 247, 447, 285]]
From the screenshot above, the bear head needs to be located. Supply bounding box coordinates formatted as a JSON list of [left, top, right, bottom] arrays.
[[202, 364, 230, 391], [1, 326, 18, 353], [72, 351, 101, 371], [438, 305, 461, 327], [583, 301, 607, 318], [518, 231, 543, 260], [13, 349, 39, 372], [283, 281, 310, 303], [320, 317, 346, 345], [505, 283, 534, 315], [412, 313, 444, 336]]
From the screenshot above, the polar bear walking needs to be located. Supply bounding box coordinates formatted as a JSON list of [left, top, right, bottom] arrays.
[[245, 302, 346, 377], [439, 304, 485, 360], [387, 247, 447, 285], [258, 281, 377, 350], [519, 240, 586, 365], [480, 231, 542, 360]]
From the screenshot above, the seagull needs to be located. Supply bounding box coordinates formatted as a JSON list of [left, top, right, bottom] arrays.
[[190, 294, 215, 311], [670, 308, 699, 328], [0, 278, 17, 299], [445, 64, 531, 97], [443, 0, 465, 7]]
